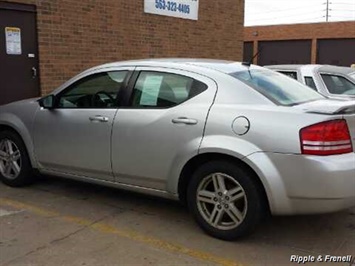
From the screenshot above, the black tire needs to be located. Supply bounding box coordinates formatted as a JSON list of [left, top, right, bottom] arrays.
[[0, 130, 34, 187], [187, 160, 265, 240]]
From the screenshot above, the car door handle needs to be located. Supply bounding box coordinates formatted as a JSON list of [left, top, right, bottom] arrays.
[[172, 117, 198, 125], [89, 116, 109, 122]]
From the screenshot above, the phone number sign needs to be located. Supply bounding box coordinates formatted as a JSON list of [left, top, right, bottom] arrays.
[[144, 0, 199, 20]]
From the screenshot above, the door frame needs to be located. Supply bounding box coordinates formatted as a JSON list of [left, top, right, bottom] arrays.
[[0, 1, 41, 97]]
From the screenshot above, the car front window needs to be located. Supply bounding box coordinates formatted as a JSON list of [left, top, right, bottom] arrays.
[[320, 74, 355, 95], [230, 69, 324, 106], [58, 71, 128, 108]]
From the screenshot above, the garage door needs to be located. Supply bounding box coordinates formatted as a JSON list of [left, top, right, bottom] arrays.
[[0, 2, 40, 105], [258, 40, 312, 66], [317, 38, 355, 67]]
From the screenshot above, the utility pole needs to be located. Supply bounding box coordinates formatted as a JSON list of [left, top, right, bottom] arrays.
[[325, 0, 330, 22]]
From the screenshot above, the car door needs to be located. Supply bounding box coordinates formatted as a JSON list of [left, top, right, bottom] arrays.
[[33, 68, 133, 181], [111, 67, 217, 191]]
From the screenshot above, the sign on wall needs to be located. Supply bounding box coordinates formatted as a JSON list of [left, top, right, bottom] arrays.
[[5, 27, 22, 55], [144, 0, 199, 20]]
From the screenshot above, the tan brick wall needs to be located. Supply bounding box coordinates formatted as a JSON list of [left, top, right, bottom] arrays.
[[4, 0, 245, 95], [244, 21, 355, 41], [244, 21, 355, 64]]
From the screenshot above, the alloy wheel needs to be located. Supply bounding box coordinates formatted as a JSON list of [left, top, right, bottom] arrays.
[[196, 173, 247, 230], [0, 139, 22, 179]]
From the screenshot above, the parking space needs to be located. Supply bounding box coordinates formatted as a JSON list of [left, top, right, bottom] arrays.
[[0, 176, 354, 266]]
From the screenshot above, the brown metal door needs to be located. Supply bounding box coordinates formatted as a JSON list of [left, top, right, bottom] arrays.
[[317, 38, 355, 67], [258, 40, 312, 66], [0, 2, 40, 105]]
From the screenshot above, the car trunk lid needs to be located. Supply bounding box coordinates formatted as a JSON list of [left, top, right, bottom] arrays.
[[295, 99, 355, 115]]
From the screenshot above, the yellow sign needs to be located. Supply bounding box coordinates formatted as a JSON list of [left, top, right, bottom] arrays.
[[5, 27, 22, 55]]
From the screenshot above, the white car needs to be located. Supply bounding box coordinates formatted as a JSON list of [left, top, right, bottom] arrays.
[[266, 65, 355, 100]]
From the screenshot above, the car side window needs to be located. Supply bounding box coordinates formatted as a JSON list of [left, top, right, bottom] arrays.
[[278, 71, 298, 80], [57, 71, 128, 108], [304, 76, 317, 90], [131, 71, 207, 108], [321, 74, 355, 95]]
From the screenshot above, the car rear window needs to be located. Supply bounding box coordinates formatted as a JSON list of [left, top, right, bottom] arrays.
[[230, 69, 324, 106], [321, 74, 355, 95]]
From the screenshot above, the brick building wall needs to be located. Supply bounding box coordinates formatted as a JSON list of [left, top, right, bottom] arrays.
[[3, 0, 244, 95], [244, 21, 355, 65]]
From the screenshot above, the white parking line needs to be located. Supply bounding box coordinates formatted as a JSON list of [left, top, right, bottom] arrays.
[[0, 208, 22, 217]]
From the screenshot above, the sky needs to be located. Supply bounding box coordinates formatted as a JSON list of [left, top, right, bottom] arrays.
[[244, 0, 355, 26]]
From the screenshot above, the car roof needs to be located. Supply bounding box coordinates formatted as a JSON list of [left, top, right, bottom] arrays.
[[318, 65, 355, 75], [265, 64, 305, 71], [89, 58, 258, 74], [266, 64, 355, 76]]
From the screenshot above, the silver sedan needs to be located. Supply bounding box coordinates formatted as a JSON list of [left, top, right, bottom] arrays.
[[1, 59, 355, 240]]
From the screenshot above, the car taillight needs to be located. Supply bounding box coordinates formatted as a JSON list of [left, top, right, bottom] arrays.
[[300, 119, 353, 155]]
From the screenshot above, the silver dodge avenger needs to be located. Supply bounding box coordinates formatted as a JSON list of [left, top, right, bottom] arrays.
[[1, 59, 354, 240]]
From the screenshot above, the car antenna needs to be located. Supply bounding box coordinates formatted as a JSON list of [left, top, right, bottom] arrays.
[[242, 46, 263, 67]]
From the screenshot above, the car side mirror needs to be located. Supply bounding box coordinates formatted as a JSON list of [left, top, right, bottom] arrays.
[[39, 95, 55, 109]]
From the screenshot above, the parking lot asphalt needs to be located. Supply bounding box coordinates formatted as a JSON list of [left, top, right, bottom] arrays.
[[0, 176, 354, 266]]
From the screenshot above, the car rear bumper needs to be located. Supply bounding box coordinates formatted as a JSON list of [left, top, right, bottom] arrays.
[[243, 152, 355, 215]]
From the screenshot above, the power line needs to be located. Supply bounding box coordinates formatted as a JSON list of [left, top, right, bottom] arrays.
[[245, 18, 325, 26], [329, 2, 355, 5], [328, 15, 355, 18], [249, 15, 325, 23], [247, 4, 323, 15], [245, 0, 355, 25], [253, 12, 324, 21], [325, 1, 355, 21], [330, 9, 355, 11], [323, 0, 355, 22], [247, 9, 327, 22]]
